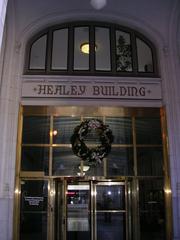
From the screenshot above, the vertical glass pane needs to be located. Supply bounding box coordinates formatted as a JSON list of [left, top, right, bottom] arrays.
[[95, 27, 111, 71], [74, 27, 89, 70], [137, 147, 163, 176], [53, 117, 81, 144], [107, 147, 134, 176], [20, 180, 48, 240], [52, 147, 80, 176], [21, 147, 49, 175], [106, 117, 132, 144], [97, 213, 126, 239], [67, 183, 90, 240], [96, 185, 125, 210], [52, 147, 104, 177], [29, 35, 47, 70], [139, 179, 165, 240], [136, 38, 153, 72], [135, 117, 162, 144], [116, 31, 132, 72], [96, 184, 126, 239], [51, 29, 68, 70], [22, 116, 50, 144]]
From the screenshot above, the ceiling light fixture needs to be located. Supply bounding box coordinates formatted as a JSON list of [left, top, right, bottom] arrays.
[[80, 42, 97, 54], [78, 165, 90, 172], [90, 0, 107, 10]]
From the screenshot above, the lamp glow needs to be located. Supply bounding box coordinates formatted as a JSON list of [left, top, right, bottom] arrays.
[[80, 43, 97, 54], [80, 43, 90, 54], [90, 0, 107, 10], [53, 130, 58, 136], [78, 165, 90, 172]]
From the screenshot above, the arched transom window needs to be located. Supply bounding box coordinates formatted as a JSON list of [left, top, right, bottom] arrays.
[[25, 22, 158, 76]]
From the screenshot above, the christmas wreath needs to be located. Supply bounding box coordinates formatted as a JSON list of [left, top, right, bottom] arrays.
[[71, 119, 113, 165]]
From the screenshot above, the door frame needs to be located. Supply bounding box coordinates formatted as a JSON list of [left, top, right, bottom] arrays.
[[13, 106, 171, 240], [54, 179, 132, 240]]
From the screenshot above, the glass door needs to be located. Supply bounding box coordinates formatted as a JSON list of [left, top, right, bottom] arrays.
[[55, 181, 128, 240], [66, 182, 91, 240], [94, 182, 126, 240]]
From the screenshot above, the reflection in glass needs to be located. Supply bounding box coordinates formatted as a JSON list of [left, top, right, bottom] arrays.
[[51, 29, 68, 70], [74, 27, 89, 70], [96, 185, 125, 210], [52, 147, 80, 176], [67, 184, 90, 240], [106, 117, 132, 144], [139, 179, 165, 240], [136, 38, 153, 72], [137, 147, 163, 176], [95, 27, 111, 71], [116, 31, 132, 72], [52, 147, 103, 177], [20, 213, 47, 240], [29, 35, 47, 70], [53, 117, 81, 144], [22, 116, 50, 144], [21, 147, 49, 175], [108, 147, 133, 176], [20, 180, 48, 240], [135, 117, 162, 144], [97, 213, 125, 240]]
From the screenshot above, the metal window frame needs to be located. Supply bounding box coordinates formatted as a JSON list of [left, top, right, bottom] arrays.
[[24, 21, 159, 77], [13, 106, 172, 240]]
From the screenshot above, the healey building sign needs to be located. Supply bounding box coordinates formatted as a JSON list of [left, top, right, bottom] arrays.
[[22, 82, 161, 100]]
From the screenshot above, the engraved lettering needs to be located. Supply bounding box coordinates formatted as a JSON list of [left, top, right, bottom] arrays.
[[54, 85, 63, 95], [127, 87, 138, 96], [111, 86, 118, 96], [62, 85, 70, 95], [30, 83, 153, 99], [71, 86, 78, 95], [37, 85, 47, 94], [101, 86, 108, 95], [93, 86, 100, 95], [79, 86, 86, 95], [119, 87, 127, 96], [47, 85, 54, 95], [139, 87, 146, 96]]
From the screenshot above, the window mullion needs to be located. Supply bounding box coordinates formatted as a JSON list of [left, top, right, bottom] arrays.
[[68, 26, 74, 73], [89, 25, 95, 72], [46, 29, 53, 73], [131, 32, 138, 74], [111, 26, 116, 73]]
